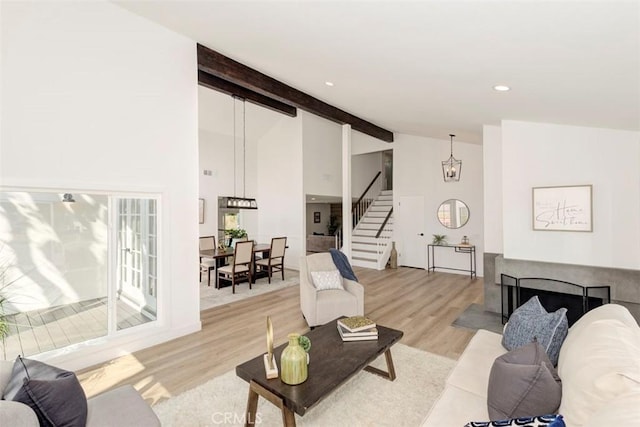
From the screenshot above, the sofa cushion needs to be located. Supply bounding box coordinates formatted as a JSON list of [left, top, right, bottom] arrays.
[[581, 390, 640, 427], [311, 269, 344, 291], [421, 383, 490, 427], [558, 318, 640, 427], [502, 296, 568, 365], [3, 356, 87, 427], [446, 330, 506, 397], [87, 385, 160, 427], [558, 303, 638, 374], [487, 341, 562, 420]]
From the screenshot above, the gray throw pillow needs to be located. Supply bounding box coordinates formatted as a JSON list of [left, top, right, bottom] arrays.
[[487, 340, 562, 421], [502, 295, 568, 365], [3, 356, 87, 427]]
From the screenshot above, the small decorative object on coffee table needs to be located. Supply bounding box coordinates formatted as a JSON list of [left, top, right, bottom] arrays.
[[280, 333, 308, 385], [264, 316, 278, 379], [337, 315, 376, 332]]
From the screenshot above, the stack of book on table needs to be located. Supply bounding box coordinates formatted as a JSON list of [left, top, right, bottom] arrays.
[[337, 316, 378, 341]]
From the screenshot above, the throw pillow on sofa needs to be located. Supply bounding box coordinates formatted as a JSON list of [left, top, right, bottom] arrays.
[[464, 414, 565, 427], [502, 295, 568, 365], [464, 415, 566, 427], [487, 340, 562, 421], [2, 356, 87, 427]]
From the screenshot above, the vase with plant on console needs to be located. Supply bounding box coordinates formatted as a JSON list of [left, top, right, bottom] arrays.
[[280, 333, 308, 385]]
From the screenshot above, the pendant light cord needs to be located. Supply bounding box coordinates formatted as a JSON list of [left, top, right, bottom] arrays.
[[243, 99, 246, 199], [233, 97, 237, 198]]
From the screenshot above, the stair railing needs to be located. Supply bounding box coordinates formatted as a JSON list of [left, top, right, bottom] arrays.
[[352, 171, 382, 228], [375, 208, 393, 238]]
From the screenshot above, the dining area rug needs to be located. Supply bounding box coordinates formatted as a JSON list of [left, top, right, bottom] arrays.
[[152, 343, 454, 426], [200, 271, 299, 311]]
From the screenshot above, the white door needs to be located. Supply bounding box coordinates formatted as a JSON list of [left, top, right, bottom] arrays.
[[397, 196, 426, 268]]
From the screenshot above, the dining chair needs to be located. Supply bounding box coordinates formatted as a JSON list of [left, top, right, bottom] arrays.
[[217, 240, 254, 294], [255, 237, 287, 283], [199, 236, 217, 287]]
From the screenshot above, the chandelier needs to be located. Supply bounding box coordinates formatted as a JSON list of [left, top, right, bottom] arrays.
[[442, 134, 462, 182]]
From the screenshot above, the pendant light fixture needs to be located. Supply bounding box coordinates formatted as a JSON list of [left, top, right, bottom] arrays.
[[221, 96, 258, 209], [442, 134, 462, 182]]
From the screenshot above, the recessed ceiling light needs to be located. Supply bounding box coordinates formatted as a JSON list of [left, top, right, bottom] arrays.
[[311, 197, 316, 201], [325, 81, 334, 87], [493, 85, 511, 92]]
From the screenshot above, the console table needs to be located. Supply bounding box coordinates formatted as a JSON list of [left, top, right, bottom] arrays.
[[427, 244, 476, 278]]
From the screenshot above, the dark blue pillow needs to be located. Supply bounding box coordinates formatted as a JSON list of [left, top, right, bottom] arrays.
[[3, 356, 87, 427]]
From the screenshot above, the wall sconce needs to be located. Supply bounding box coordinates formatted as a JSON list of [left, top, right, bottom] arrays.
[[62, 193, 76, 203]]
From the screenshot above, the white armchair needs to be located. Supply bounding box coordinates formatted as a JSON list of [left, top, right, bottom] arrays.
[[299, 253, 364, 327]]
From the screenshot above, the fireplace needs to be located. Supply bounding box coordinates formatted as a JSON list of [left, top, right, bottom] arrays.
[[501, 275, 610, 326]]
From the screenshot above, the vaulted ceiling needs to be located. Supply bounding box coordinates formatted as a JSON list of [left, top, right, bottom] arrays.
[[116, 1, 640, 144]]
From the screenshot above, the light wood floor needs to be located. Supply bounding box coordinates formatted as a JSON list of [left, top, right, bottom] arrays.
[[77, 267, 483, 405]]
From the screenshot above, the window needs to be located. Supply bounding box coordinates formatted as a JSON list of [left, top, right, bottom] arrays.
[[0, 190, 158, 359]]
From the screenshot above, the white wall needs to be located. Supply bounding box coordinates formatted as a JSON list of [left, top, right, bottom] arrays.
[[352, 130, 391, 155], [352, 151, 383, 196], [257, 115, 304, 268], [483, 125, 503, 253], [0, 1, 200, 369], [199, 129, 234, 237], [306, 203, 331, 235], [501, 120, 640, 268], [302, 112, 342, 197], [394, 133, 484, 275]]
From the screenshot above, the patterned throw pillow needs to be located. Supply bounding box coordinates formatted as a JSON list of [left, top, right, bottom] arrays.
[[464, 414, 565, 427], [502, 296, 568, 366], [310, 270, 344, 291]]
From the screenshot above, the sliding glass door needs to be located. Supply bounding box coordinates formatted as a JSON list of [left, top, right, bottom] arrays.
[[0, 190, 159, 359]]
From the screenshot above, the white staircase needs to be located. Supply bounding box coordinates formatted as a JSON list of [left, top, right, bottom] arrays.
[[351, 190, 393, 270]]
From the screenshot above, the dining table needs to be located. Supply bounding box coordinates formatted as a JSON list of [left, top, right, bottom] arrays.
[[200, 243, 273, 288]]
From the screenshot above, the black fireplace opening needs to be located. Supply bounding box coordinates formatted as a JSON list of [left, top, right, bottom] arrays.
[[501, 275, 611, 327]]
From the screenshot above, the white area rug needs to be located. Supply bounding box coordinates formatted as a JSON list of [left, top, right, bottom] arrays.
[[200, 273, 299, 311], [153, 343, 454, 427]]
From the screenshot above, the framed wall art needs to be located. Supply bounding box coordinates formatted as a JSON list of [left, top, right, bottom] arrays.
[[532, 185, 592, 232], [313, 211, 321, 223]]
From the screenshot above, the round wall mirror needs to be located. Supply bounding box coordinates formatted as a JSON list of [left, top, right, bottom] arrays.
[[437, 199, 470, 229]]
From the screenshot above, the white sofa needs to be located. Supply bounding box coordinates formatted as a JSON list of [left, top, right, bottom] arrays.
[[422, 304, 640, 426]]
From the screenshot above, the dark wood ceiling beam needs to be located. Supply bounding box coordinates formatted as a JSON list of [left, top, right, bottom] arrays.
[[197, 44, 394, 142], [198, 71, 297, 117]]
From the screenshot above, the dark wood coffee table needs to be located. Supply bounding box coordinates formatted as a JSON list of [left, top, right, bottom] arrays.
[[235, 318, 403, 426]]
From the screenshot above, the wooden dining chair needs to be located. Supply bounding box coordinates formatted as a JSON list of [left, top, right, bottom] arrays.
[[199, 236, 217, 287], [217, 240, 254, 294], [255, 237, 287, 283]]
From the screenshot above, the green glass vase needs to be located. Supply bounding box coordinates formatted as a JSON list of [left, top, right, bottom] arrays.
[[280, 333, 308, 385]]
